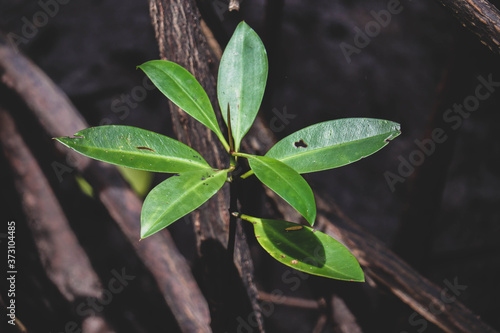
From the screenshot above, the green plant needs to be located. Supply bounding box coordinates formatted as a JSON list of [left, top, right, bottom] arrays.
[[56, 21, 400, 282]]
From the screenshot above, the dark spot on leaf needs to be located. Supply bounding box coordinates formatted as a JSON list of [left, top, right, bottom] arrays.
[[294, 139, 308, 148], [280, 255, 286, 258], [201, 177, 206, 180], [256, 235, 260, 238], [136, 146, 155, 152]]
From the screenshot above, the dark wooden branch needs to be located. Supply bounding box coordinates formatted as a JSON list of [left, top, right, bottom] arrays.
[[331, 295, 363, 333], [148, 1, 264, 331], [312, 314, 328, 333], [258, 291, 324, 310], [0, 108, 115, 332], [0, 36, 210, 333], [148, 0, 229, 246], [436, 0, 500, 55], [321, 197, 497, 333]]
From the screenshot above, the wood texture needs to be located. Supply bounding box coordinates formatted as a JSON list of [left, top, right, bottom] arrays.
[[0, 36, 211, 333], [0, 108, 114, 332], [436, 0, 500, 55], [148, 1, 265, 332]]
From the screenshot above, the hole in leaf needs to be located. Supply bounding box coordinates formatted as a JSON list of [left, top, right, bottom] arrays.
[[294, 139, 308, 148]]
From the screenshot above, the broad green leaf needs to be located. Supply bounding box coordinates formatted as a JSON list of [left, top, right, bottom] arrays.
[[266, 118, 401, 173], [56, 125, 210, 173], [218, 21, 268, 152], [138, 60, 230, 151], [244, 154, 316, 225], [238, 214, 364, 282], [141, 169, 227, 238]]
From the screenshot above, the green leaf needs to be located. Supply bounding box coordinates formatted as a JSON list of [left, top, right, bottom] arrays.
[[141, 169, 227, 238], [56, 125, 211, 173], [238, 214, 364, 282], [75, 175, 94, 198], [218, 21, 268, 152], [266, 118, 401, 173], [242, 154, 316, 225], [138, 60, 230, 151]]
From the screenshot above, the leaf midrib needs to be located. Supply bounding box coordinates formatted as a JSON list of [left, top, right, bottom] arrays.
[[233, 36, 247, 149], [152, 170, 222, 228], [273, 131, 397, 164], [263, 225, 353, 277], [259, 223, 345, 276], [261, 223, 316, 260], [67, 142, 209, 169], [252, 157, 309, 214], [162, 67, 220, 135]]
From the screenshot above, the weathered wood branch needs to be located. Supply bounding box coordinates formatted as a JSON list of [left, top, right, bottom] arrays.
[[436, 0, 500, 55], [0, 108, 115, 333], [148, 1, 264, 332], [0, 35, 210, 333], [319, 199, 497, 333]]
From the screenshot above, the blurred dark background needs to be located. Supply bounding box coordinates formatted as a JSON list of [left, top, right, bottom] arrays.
[[1, 0, 499, 332]]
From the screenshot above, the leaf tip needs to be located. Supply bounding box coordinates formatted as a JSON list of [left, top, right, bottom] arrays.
[[140, 227, 152, 240], [352, 273, 365, 283]]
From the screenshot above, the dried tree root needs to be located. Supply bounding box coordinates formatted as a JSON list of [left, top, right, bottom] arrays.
[[148, 1, 265, 331], [436, 0, 500, 55], [0, 36, 211, 333], [0, 108, 115, 333]]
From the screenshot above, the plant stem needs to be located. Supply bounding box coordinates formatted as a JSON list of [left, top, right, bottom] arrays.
[[227, 179, 237, 261], [240, 169, 254, 179], [227, 157, 239, 261]]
